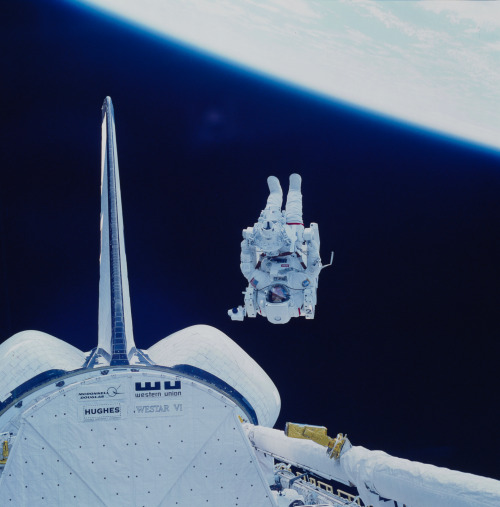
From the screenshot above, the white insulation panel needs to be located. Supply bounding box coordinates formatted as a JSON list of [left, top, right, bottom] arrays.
[[0, 331, 85, 402], [0, 370, 276, 506]]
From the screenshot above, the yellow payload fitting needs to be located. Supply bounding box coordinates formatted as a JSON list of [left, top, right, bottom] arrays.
[[0, 440, 9, 465], [285, 423, 351, 460]]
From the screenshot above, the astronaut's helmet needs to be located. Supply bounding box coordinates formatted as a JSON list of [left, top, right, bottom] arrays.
[[267, 284, 290, 304]]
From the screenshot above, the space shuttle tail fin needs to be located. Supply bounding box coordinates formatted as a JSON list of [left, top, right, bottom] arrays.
[[97, 97, 136, 365]]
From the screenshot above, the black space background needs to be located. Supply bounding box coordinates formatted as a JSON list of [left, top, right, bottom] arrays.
[[1, 0, 499, 479]]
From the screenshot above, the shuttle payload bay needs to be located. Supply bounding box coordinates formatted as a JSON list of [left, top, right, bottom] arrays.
[[0, 98, 498, 506]]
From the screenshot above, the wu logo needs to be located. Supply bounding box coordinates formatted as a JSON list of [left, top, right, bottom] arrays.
[[135, 382, 161, 391], [134, 381, 182, 392]]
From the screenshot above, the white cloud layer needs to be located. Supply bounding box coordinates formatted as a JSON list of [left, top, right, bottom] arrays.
[[74, 0, 500, 151], [419, 1, 500, 31]]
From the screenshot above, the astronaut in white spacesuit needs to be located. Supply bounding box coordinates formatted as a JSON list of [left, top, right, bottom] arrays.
[[229, 173, 330, 324]]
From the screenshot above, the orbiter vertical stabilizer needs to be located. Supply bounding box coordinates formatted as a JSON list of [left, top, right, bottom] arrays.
[[97, 97, 136, 365]]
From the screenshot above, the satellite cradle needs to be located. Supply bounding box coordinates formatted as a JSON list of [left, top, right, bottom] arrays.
[[0, 98, 498, 506]]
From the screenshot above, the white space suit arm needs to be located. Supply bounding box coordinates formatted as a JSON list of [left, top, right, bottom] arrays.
[[240, 239, 257, 281]]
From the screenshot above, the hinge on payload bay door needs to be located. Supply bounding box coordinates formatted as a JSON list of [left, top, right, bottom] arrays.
[[0, 432, 14, 466]]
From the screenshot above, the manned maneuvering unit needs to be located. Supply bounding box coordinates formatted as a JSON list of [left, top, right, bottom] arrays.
[[0, 98, 498, 506], [229, 174, 332, 324]]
